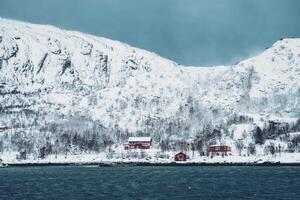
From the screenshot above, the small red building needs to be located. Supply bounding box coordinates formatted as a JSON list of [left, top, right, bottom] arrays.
[[174, 152, 187, 161], [208, 145, 231, 155], [124, 137, 152, 150]]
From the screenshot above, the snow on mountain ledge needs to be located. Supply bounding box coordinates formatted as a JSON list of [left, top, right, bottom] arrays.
[[0, 18, 300, 161]]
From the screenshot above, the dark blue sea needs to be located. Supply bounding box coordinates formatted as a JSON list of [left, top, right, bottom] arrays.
[[0, 166, 299, 200]]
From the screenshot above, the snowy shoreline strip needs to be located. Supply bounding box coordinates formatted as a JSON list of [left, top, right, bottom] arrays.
[[3, 161, 300, 167]]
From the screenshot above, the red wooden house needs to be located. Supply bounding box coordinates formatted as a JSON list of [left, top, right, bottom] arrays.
[[208, 145, 231, 155], [174, 152, 187, 161], [124, 137, 152, 150]]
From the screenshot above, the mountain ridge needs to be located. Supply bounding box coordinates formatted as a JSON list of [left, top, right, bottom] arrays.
[[0, 18, 299, 159]]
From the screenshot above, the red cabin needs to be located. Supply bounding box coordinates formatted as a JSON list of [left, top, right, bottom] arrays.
[[124, 137, 152, 150], [208, 145, 231, 155], [174, 152, 187, 161]]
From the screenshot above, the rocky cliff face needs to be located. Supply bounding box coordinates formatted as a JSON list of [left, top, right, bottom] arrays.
[[0, 18, 299, 155]]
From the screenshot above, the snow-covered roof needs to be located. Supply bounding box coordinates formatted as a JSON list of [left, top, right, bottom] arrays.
[[209, 145, 231, 147], [128, 137, 152, 142]]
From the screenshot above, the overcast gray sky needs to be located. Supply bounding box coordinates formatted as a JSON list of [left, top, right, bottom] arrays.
[[0, 0, 299, 66]]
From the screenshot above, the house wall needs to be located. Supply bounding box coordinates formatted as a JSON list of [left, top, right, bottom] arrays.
[[175, 153, 187, 161]]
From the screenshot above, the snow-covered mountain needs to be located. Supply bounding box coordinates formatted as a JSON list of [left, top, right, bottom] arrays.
[[0, 18, 299, 159]]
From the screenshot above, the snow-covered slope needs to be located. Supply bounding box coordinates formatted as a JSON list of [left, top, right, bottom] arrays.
[[0, 18, 299, 158]]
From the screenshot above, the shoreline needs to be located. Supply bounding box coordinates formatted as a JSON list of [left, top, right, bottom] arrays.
[[3, 161, 300, 167], [2, 152, 300, 167]]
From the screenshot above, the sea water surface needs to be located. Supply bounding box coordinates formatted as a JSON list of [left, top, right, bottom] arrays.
[[0, 166, 299, 200]]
